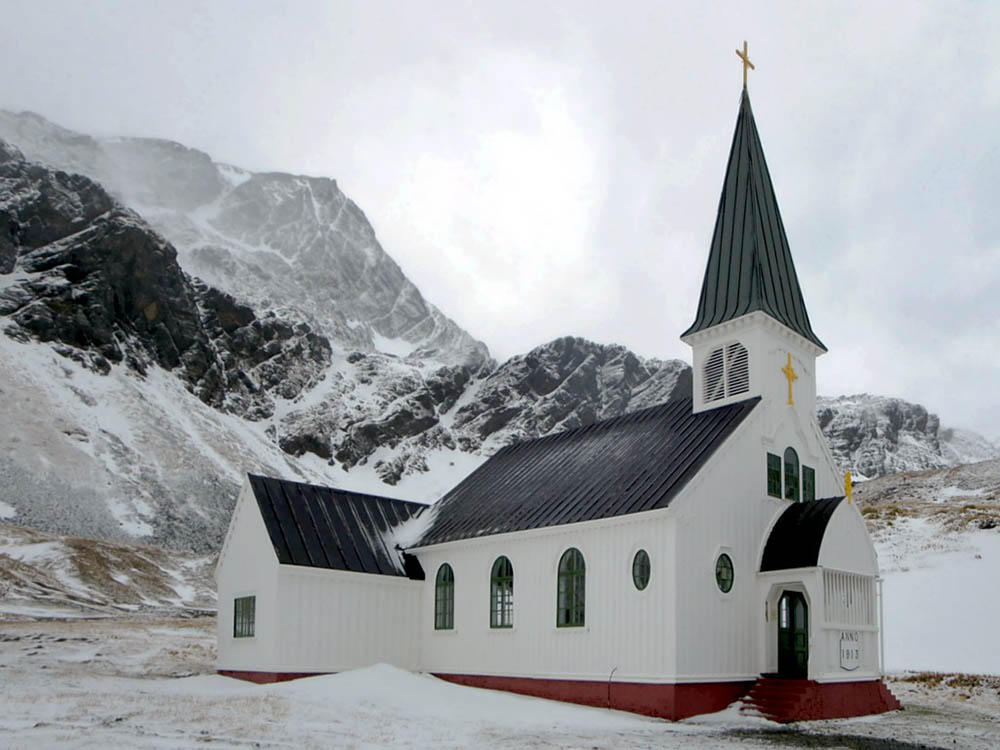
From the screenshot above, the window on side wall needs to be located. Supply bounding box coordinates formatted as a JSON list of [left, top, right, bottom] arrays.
[[784, 447, 800, 502], [803, 466, 816, 502], [435, 563, 454, 630], [490, 556, 513, 628], [767, 453, 782, 497], [557, 548, 586, 627], [234, 595, 255, 638]]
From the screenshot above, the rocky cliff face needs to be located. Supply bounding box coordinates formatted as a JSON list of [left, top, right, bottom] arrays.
[[0, 141, 330, 420], [816, 395, 997, 479], [328, 337, 691, 485], [0, 110, 490, 370]]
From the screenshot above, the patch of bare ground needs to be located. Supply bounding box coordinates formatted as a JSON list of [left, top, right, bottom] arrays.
[[0, 522, 216, 618], [855, 459, 1000, 535], [0, 615, 216, 678]]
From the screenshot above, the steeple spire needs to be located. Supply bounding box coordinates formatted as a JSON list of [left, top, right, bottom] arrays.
[[681, 87, 826, 351]]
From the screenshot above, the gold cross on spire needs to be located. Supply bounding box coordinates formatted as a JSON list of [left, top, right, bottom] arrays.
[[736, 40, 755, 88], [781, 352, 798, 405]]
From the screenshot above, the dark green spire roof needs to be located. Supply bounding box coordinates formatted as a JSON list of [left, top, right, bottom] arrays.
[[682, 89, 825, 351]]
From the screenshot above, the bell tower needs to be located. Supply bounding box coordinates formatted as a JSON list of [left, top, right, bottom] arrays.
[[681, 51, 826, 425]]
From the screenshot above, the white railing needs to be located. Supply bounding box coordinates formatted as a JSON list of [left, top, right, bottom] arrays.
[[823, 569, 876, 627]]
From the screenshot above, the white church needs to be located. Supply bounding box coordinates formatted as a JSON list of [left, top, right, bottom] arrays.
[[215, 68, 901, 722]]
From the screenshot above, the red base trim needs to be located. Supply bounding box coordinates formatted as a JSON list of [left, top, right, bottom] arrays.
[[218, 669, 900, 723], [434, 673, 753, 720], [744, 677, 902, 723], [217, 670, 330, 684]]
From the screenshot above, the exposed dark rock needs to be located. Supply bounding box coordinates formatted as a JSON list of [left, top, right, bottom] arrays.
[[0, 139, 331, 421]]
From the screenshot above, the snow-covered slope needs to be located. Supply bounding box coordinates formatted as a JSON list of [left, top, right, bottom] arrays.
[[854, 458, 1000, 674]]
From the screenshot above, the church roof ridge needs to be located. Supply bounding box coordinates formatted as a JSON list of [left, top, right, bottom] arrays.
[[416, 395, 760, 547], [682, 88, 826, 351]]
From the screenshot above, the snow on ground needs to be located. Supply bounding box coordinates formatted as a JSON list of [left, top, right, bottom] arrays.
[[1, 616, 999, 749], [0, 499, 15, 519], [371, 332, 416, 358], [878, 522, 1000, 674]]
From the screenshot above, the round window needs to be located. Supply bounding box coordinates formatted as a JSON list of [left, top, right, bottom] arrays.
[[715, 553, 734, 593], [632, 549, 650, 591]]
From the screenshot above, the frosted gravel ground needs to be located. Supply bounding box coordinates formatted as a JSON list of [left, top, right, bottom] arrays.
[[1, 617, 998, 749]]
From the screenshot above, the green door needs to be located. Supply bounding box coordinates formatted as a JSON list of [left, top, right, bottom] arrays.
[[777, 591, 808, 678]]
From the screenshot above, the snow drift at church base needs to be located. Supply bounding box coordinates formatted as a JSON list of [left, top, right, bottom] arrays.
[[2, 618, 1000, 749]]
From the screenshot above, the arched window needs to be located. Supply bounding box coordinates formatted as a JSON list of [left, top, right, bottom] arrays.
[[557, 548, 586, 627], [435, 563, 454, 630], [490, 556, 513, 628], [784, 447, 800, 502]]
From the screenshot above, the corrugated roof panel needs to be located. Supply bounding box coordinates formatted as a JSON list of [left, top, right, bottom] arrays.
[[416, 396, 759, 547], [247, 475, 427, 579], [264, 477, 312, 566]]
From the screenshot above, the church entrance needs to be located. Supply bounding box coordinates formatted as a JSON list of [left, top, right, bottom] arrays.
[[777, 590, 808, 678]]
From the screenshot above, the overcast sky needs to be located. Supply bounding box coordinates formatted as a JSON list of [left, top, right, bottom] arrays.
[[2, 1, 998, 438]]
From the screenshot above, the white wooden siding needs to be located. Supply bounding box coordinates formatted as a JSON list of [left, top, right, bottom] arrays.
[[216, 482, 281, 672], [416, 511, 677, 682], [273, 566, 421, 672]]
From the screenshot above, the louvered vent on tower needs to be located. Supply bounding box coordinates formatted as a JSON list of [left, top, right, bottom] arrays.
[[702, 342, 750, 404], [726, 342, 749, 395], [704, 347, 725, 402]]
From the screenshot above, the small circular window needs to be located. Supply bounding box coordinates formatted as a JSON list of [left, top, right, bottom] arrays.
[[715, 553, 734, 593], [632, 549, 650, 591]]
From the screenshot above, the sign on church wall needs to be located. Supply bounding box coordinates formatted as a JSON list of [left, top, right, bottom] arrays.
[[839, 630, 861, 671]]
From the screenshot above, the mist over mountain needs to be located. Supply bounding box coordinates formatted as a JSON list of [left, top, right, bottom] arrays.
[[0, 110, 489, 369], [0, 111, 995, 552]]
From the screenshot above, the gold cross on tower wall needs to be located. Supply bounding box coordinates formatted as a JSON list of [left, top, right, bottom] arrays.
[[781, 352, 798, 405], [736, 40, 755, 88]]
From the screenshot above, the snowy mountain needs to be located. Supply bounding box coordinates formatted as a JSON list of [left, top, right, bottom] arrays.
[[0, 112, 996, 555], [817, 394, 998, 479], [0, 110, 489, 369]]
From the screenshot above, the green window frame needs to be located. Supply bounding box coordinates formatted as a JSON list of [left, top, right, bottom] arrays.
[[715, 554, 734, 593], [784, 447, 800, 502], [490, 556, 513, 628], [632, 549, 650, 591], [803, 466, 816, 502], [557, 548, 585, 627], [233, 595, 255, 638], [767, 453, 782, 498], [435, 563, 454, 630]]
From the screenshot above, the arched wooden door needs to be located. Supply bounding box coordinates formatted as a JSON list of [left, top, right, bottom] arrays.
[[777, 591, 808, 678]]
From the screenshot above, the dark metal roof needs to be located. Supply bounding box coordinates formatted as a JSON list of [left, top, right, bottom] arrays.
[[247, 474, 427, 579], [416, 396, 760, 547], [760, 496, 844, 571], [682, 88, 826, 351]]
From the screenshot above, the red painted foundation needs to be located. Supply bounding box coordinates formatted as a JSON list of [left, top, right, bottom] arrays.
[[743, 677, 902, 723], [434, 673, 753, 721], [217, 669, 329, 684], [218, 669, 901, 723]]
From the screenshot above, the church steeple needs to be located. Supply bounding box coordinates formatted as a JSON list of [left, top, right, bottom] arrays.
[[681, 87, 825, 351]]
